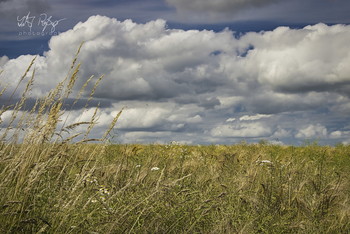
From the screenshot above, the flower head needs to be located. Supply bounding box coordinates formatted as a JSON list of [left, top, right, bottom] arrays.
[[256, 160, 273, 165], [151, 167, 160, 171]]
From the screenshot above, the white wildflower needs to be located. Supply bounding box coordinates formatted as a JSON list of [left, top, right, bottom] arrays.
[[151, 167, 160, 171], [256, 160, 273, 165]]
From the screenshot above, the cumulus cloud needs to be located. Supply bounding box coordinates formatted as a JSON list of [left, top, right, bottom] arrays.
[[0, 56, 9, 66], [272, 127, 291, 139], [42, 16, 239, 102], [211, 122, 272, 138], [242, 24, 350, 94], [330, 131, 343, 139], [2, 15, 350, 144], [118, 106, 171, 129], [10, 16, 348, 105], [295, 124, 328, 139], [329, 130, 350, 139]]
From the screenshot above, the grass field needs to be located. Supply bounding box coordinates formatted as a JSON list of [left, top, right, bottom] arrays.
[[1, 142, 350, 233], [1, 48, 350, 233]]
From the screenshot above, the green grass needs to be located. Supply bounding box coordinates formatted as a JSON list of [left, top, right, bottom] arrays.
[[1, 143, 350, 233], [1, 46, 349, 233]]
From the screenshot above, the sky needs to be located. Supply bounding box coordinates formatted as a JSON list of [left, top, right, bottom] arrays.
[[1, 0, 350, 145]]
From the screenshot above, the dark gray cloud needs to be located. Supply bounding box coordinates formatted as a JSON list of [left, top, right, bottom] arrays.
[[245, 93, 328, 115], [274, 81, 350, 95], [0, 0, 50, 18], [198, 97, 221, 109], [163, 0, 350, 24], [166, 0, 281, 14]]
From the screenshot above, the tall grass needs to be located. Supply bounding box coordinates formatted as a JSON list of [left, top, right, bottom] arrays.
[[0, 48, 350, 233]]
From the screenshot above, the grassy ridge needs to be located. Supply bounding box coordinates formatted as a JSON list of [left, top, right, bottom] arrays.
[[1, 47, 349, 233]]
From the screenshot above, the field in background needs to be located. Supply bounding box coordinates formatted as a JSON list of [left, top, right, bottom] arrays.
[[1, 47, 350, 233]]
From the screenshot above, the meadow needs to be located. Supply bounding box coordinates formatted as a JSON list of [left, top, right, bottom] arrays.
[[0, 47, 349, 233]]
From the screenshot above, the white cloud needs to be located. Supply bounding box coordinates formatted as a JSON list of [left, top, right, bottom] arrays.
[[226, 118, 236, 122], [118, 106, 170, 129], [2, 16, 350, 144], [1, 55, 36, 85], [4, 17, 350, 104], [0, 55, 51, 99], [0, 56, 9, 67], [295, 124, 328, 139], [211, 122, 272, 138], [42, 15, 240, 101], [240, 114, 271, 121], [330, 130, 350, 139], [330, 131, 342, 139], [242, 23, 350, 93], [0, 109, 18, 126], [113, 102, 204, 131], [272, 127, 291, 138], [123, 131, 172, 143]]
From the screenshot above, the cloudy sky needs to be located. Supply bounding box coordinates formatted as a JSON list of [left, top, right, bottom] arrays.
[[1, 0, 350, 145]]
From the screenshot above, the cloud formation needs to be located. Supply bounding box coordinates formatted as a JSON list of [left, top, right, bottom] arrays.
[[295, 124, 328, 139], [1, 15, 350, 144], [211, 122, 272, 138]]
